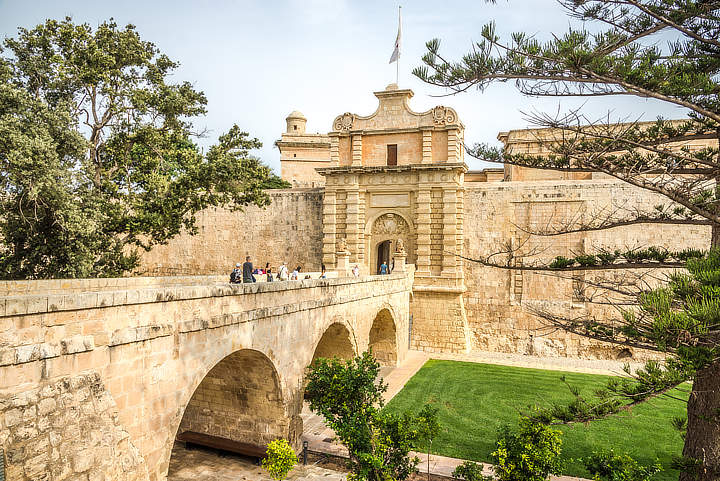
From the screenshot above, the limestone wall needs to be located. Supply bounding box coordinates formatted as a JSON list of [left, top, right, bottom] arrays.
[[0, 372, 147, 481], [461, 180, 711, 359], [139, 189, 324, 276]]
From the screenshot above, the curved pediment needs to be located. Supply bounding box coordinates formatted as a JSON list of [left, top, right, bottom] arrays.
[[331, 84, 463, 133]]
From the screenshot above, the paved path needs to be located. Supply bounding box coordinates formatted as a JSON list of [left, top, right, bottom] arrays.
[[167, 442, 346, 481], [301, 349, 636, 480]]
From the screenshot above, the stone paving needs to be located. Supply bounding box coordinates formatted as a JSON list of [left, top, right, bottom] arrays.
[[167, 443, 346, 481]]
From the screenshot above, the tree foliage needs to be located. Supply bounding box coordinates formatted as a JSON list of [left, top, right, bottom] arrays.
[[305, 351, 437, 481], [584, 449, 663, 481], [262, 439, 297, 480], [0, 18, 279, 279]]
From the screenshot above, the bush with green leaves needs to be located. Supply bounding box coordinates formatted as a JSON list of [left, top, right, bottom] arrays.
[[452, 460, 492, 481], [305, 351, 437, 481], [261, 439, 296, 480], [584, 449, 662, 481], [491, 417, 563, 481]]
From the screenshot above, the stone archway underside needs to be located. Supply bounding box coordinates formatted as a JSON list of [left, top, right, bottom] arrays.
[[177, 349, 287, 447], [369, 309, 397, 366], [312, 322, 355, 362]]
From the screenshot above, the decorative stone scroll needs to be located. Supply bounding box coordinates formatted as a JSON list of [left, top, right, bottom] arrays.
[[333, 112, 355, 132], [431, 106, 457, 125], [372, 213, 409, 236]]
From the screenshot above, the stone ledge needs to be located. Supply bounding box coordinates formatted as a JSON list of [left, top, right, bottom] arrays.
[[0, 273, 411, 318], [0, 335, 95, 367]]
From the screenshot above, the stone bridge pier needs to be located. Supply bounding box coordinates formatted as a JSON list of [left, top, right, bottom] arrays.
[[0, 270, 413, 481]]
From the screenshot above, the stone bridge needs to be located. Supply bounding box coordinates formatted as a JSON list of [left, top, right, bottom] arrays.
[[0, 270, 414, 481]]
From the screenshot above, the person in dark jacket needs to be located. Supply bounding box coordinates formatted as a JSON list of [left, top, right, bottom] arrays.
[[242, 256, 256, 283]]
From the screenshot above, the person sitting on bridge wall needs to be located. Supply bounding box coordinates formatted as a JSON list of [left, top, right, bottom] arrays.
[[230, 263, 242, 283]]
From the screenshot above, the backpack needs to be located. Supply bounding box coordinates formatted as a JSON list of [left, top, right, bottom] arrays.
[[230, 269, 238, 283]]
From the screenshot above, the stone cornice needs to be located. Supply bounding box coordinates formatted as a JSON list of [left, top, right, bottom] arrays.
[[316, 163, 468, 176], [275, 139, 331, 149], [328, 125, 462, 137]]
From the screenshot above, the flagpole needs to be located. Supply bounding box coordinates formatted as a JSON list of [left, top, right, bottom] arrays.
[[397, 5, 401, 85]]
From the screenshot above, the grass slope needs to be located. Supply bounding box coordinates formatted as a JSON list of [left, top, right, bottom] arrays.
[[384, 359, 688, 481]]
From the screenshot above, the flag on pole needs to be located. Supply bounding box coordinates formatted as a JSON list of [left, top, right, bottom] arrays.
[[389, 7, 401, 64]]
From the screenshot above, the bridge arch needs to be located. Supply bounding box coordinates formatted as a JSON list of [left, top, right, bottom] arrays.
[[311, 319, 357, 363], [368, 307, 398, 366], [174, 348, 290, 450]]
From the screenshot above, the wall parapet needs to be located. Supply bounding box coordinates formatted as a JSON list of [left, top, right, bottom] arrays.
[[0, 272, 412, 319]]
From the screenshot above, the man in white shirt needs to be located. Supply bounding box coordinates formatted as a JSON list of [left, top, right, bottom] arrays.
[[279, 262, 289, 281]]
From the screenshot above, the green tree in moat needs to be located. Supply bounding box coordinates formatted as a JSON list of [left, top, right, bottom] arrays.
[[305, 351, 438, 481], [0, 18, 286, 279], [415, 2, 720, 479]]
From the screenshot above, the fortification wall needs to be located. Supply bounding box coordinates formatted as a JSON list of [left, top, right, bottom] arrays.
[[139, 189, 324, 276], [462, 180, 711, 359]]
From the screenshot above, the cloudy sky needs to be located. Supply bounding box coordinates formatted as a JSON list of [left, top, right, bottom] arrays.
[[0, 0, 687, 172]]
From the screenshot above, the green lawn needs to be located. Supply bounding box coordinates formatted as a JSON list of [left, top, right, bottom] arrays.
[[384, 359, 688, 481]]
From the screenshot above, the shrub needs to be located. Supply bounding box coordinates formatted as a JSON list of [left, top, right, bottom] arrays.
[[453, 460, 492, 481], [550, 256, 575, 269], [262, 439, 296, 480], [575, 255, 599, 267], [491, 417, 563, 481], [583, 449, 662, 481]]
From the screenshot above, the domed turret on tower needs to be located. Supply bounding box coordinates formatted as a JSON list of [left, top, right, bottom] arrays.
[[286, 110, 307, 134], [275, 111, 331, 188]]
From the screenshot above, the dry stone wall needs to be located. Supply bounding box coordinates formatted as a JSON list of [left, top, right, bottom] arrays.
[[139, 190, 324, 276]]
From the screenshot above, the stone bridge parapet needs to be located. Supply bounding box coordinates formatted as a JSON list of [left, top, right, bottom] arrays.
[[0, 270, 414, 481]]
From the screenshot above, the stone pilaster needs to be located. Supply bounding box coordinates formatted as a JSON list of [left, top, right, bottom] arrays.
[[345, 183, 361, 263], [322, 190, 337, 268], [351, 135, 362, 166], [415, 188, 432, 276], [448, 128, 461, 163], [330, 136, 340, 164], [421, 129, 432, 164], [441, 188, 458, 276]]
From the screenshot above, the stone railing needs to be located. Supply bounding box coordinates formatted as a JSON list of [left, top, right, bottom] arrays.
[[0, 270, 409, 319], [0, 270, 339, 297]]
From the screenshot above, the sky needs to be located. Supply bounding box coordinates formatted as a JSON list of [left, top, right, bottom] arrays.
[[0, 0, 690, 172]]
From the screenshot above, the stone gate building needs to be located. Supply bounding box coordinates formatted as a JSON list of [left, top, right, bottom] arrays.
[[142, 83, 713, 359]]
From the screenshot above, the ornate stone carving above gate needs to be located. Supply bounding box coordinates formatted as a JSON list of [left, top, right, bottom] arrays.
[[372, 213, 409, 235], [431, 106, 457, 125], [333, 112, 355, 132]]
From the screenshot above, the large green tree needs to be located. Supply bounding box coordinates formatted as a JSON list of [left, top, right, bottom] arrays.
[[0, 18, 283, 279], [415, 1, 719, 480]]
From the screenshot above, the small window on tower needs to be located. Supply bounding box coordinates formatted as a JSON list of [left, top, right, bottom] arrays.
[[293, 125, 297, 130], [387, 144, 398, 166]]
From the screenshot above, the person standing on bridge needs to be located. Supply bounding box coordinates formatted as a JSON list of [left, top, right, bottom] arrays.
[[242, 256, 256, 283], [278, 262, 289, 281]]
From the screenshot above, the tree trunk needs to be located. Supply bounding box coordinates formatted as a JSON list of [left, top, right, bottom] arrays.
[[679, 360, 720, 481]]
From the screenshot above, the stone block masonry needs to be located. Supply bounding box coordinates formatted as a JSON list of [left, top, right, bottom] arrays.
[[139, 189, 324, 276], [0, 272, 413, 481]]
